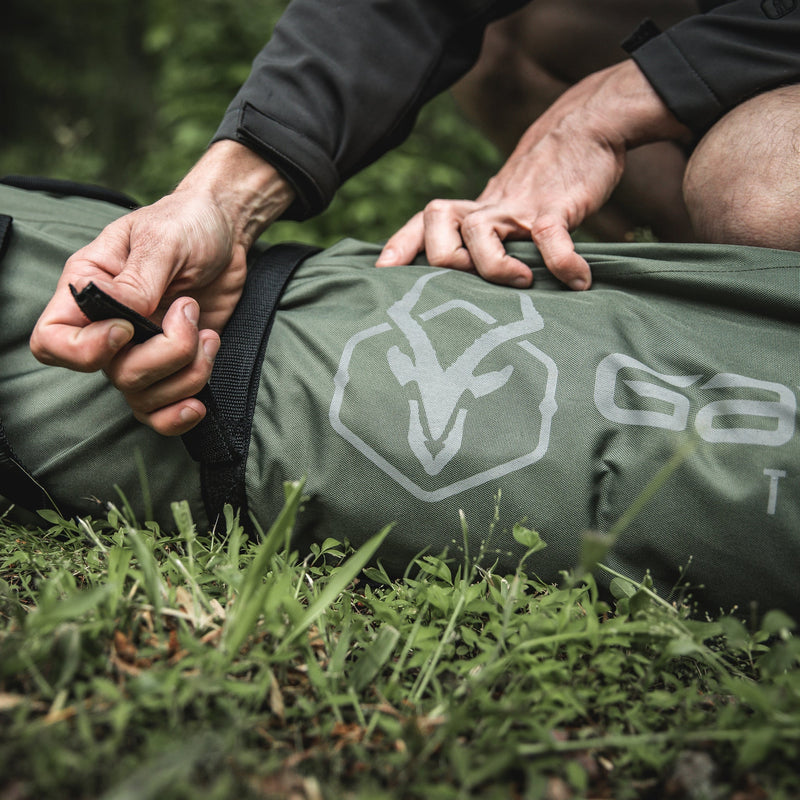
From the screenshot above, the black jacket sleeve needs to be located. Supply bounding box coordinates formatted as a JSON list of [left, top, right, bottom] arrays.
[[211, 0, 526, 219], [631, 0, 800, 136], [215, 0, 800, 220]]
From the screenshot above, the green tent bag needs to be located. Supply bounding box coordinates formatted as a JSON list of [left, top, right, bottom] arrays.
[[1, 182, 798, 615]]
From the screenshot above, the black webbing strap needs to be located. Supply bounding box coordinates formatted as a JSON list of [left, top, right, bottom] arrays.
[[0, 175, 140, 209], [198, 242, 320, 529], [0, 213, 57, 512]]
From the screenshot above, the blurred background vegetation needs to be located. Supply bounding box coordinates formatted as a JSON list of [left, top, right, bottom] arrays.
[[0, 0, 502, 247]]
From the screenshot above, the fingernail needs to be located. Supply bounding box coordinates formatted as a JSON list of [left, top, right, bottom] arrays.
[[203, 337, 220, 361], [183, 302, 199, 325], [569, 278, 588, 291], [376, 248, 395, 266], [179, 406, 202, 424], [511, 275, 530, 289], [108, 323, 133, 350]]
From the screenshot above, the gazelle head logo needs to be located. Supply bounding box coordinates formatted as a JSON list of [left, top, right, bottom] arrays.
[[329, 270, 558, 502], [386, 272, 545, 476]]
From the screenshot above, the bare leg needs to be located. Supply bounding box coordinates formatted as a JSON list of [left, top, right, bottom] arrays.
[[452, 0, 698, 241], [683, 84, 800, 251]]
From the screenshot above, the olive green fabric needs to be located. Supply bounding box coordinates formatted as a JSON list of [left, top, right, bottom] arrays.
[[0, 184, 204, 527], [1, 183, 798, 614], [251, 240, 800, 614]]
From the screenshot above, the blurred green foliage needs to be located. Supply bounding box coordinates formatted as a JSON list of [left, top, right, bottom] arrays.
[[0, 0, 500, 246]]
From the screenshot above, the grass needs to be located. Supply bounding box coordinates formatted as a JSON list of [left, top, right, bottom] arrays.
[[1, 481, 800, 799]]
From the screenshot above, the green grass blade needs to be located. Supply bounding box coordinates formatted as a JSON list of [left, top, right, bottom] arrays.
[[350, 624, 400, 692], [220, 480, 306, 657], [125, 527, 164, 617], [281, 524, 391, 649], [239, 479, 305, 609]]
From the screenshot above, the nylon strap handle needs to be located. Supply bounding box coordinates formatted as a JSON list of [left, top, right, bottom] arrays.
[[0, 175, 139, 209], [198, 242, 321, 530]]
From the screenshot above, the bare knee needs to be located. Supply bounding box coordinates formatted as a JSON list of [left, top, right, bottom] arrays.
[[683, 85, 800, 251]]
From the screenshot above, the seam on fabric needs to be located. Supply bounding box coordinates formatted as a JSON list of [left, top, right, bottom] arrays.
[[590, 264, 800, 277], [237, 104, 335, 213], [661, 33, 721, 106]]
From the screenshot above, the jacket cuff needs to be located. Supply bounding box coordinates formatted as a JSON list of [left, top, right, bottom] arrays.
[[630, 33, 723, 136], [212, 104, 340, 221]]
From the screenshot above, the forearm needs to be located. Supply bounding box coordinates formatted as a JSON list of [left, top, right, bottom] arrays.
[[508, 59, 692, 163], [174, 140, 295, 252]]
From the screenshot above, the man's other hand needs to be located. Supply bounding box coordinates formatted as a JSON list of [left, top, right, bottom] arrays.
[[376, 60, 691, 289]]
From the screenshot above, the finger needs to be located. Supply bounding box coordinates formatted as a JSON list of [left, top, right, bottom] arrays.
[[74, 206, 188, 319], [376, 213, 425, 266], [95, 204, 197, 317], [125, 330, 219, 414], [422, 200, 475, 270], [133, 397, 207, 437], [30, 247, 140, 370], [460, 212, 533, 288], [529, 215, 592, 290], [110, 230, 177, 316], [64, 219, 163, 317], [30, 315, 135, 371], [105, 298, 201, 393], [63, 222, 135, 283]]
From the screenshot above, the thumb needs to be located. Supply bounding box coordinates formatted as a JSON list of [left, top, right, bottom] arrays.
[[31, 316, 135, 371]]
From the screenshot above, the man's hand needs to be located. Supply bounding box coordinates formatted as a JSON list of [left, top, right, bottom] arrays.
[[30, 141, 294, 434], [376, 60, 691, 289], [31, 192, 247, 369]]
